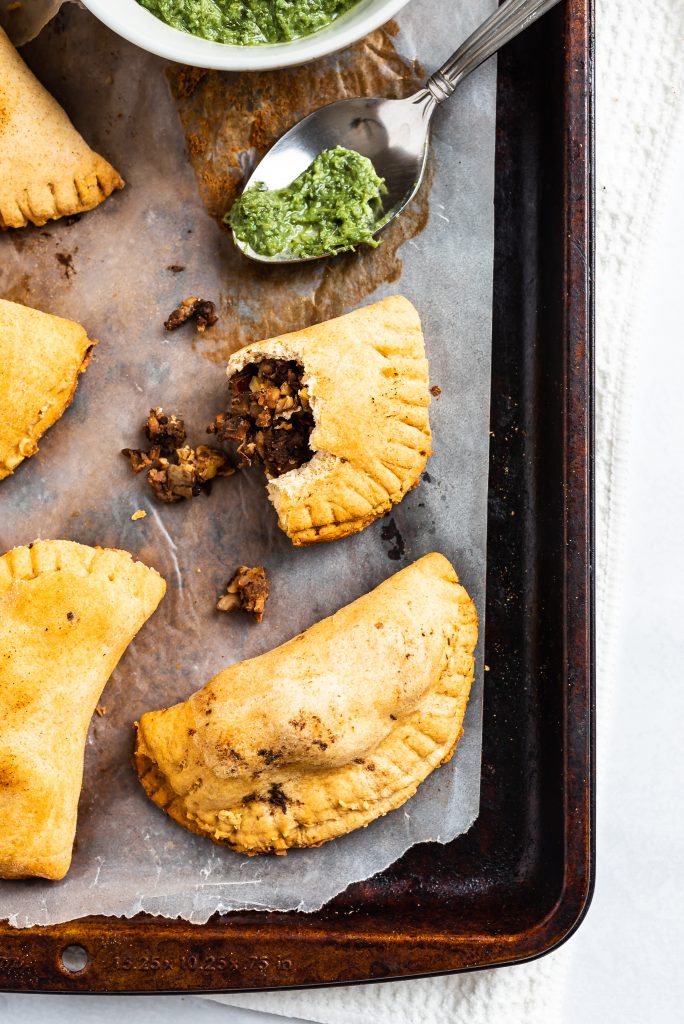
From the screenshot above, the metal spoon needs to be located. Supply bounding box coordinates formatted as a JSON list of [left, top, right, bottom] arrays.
[[232, 0, 562, 264]]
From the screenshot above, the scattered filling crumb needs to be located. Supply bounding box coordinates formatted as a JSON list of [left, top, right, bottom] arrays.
[[164, 296, 218, 333], [122, 408, 234, 504], [208, 359, 313, 477], [145, 408, 187, 451], [217, 565, 270, 623], [430, 384, 442, 397], [131, 509, 147, 521]]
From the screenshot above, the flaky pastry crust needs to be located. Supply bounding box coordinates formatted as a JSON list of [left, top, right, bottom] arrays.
[[0, 540, 166, 879], [134, 553, 477, 856]]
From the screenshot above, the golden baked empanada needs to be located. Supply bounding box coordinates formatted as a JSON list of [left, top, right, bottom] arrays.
[[0, 298, 94, 481], [0, 540, 165, 880], [0, 26, 123, 228], [135, 553, 476, 856], [211, 295, 432, 545]]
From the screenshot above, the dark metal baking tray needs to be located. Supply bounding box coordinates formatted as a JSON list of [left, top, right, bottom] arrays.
[[0, 0, 594, 992]]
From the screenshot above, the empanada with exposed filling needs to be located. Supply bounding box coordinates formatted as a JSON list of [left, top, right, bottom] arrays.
[[210, 296, 432, 545], [134, 553, 477, 856], [0, 540, 166, 880], [0, 26, 123, 228], [0, 299, 95, 481]]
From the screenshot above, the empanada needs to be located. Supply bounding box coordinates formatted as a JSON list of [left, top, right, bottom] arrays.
[[0, 298, 94, 481], [0, 540, 165, 879], [211, 295, 432, 545], [134, 553, 477, 856], [0, 26, 123, 228]]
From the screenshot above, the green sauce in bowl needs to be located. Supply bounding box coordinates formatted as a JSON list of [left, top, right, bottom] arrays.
[[227, 147, 387, 259], [137, 0, 362, 46]]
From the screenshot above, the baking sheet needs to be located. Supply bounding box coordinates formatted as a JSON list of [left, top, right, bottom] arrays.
[[0, 0, 495, 927]]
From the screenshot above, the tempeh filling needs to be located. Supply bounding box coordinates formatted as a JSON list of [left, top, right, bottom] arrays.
[[209, 359, 314, 478]]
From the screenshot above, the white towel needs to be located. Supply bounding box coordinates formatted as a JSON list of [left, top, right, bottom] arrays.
[[207, 0, 684, 1020]]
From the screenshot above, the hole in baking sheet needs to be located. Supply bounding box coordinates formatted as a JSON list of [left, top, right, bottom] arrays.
[[60, 944, 89, 973]]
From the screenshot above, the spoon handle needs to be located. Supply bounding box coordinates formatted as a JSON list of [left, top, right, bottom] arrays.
[[426, 0, 563, 102]]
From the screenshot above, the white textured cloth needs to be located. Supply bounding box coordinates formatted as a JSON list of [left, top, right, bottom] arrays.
[[206, 1, 684, 1021]]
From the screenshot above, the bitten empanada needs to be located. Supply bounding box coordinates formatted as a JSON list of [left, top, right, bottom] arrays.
[[211, 295, 432, 545], [0, 299, 95, 481], [0, 26, 123, 228], [0, 540, 166, 879], [134, 553, 477, 856]]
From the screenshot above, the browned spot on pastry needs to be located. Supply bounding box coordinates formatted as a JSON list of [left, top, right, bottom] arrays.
[[268, 783, 288, 814], [0, 85, 10, 132], [215, 744, 242, 763], [0, 758, 21, 789], [257, 748, 279, 764], [167, 25, 431, 364]]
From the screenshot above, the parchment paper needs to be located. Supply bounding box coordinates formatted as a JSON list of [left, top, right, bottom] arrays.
[[0, 0, 495, 926]]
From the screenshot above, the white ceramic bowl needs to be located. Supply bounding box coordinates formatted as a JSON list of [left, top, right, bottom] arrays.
[[80, 0, 412, 71]]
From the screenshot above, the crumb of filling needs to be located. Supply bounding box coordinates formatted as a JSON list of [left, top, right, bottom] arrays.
[[164, 296, 218, 333], [122, 408, 233, 503], [208, 359, 313, 477], [217, 565, 270, 623]]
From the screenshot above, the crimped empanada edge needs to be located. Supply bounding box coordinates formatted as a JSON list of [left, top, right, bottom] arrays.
[[0, 540, 166, 611], [0, 157, 124, 230]]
